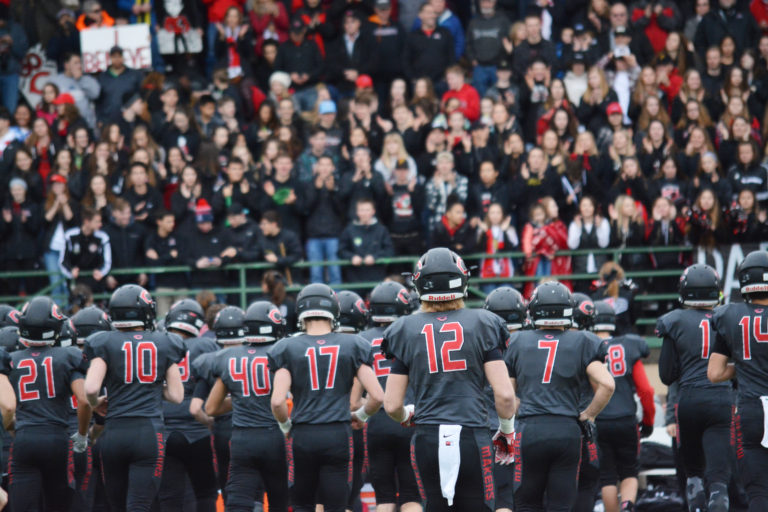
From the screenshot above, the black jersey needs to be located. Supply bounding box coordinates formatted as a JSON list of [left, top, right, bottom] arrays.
[[578, 332, 607, 411], [599, 334, 649, 420], [712, 302, 768, 401], [505, 329, 602, 419], [213, 343, 277, 428], [163, 336, 220, 439], [191, 349, 233, 426], [84, 330, 185, 420], [383, 308, 509, 428], [267, 332, 372, 425], [0, 345, 86, 429], [657, 308, 729, 390]]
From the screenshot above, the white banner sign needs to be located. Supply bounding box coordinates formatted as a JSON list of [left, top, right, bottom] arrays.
[[80, 24, 152, 74], [19, 44, 57, 108]]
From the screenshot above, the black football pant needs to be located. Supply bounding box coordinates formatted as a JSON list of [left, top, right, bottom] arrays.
[[734, 399, 768, 512], [347, 427, 366, 510], [596, 415, 640, 487], [513, 416, 581, 512], [226, 426, 288, 512], [490, 428, 515, 511], [676, 388, 732, 494], [574, 427, 600, 512], [212, 417, 231, 497], [70, 444, 96, 512], [367, 419, 421, 506], [158, 432, 218, 512], [289, 422, 353, 512], [99, 418, 165, 512], [9, 426, 73, 512], [410, 425, 495, 512]]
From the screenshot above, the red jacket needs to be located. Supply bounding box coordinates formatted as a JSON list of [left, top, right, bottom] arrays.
[[442, 83, 481, 122], [751, 0, 768, 33], [203, 0, 245, 23], [521, 220, 572, 298], [249, 3, 289, 52]]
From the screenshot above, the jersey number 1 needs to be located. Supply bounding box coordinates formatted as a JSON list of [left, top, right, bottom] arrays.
[[122, 342, 158, 383]]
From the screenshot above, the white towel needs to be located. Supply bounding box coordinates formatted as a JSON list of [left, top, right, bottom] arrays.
[[760, 397, 768, 448], [438, 424, 462, 506]]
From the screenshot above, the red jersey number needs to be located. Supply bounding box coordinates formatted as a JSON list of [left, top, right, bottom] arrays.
[[422, 322, 468, 374]]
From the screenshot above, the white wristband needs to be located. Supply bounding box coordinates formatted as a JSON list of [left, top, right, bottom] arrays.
[[354, 406, 370, 423], [498, 416, 515, 435], [278, 418, 292, 434], [399, 404, 415, 423]]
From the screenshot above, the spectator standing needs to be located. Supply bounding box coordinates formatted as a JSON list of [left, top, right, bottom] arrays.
[[0, 5, 28, 113], [257, 210, 303, 284], [211, 157, 260, 220], [521, 197, 571, 298], [43, 174, 79, 300], [512, 14, 558, 77], [425, 151, 468, 236], [303, 155, 344, 285], [477, 202, 519, 294], [248, 0, 289, 50], [122, 162, 164, 226], [220, 201, 261, 264], [59, 207, 111, 293], [441, 65, 481, 123], [274, 17, 324, 112], [339, 147, 388, 221], [97, 46, 143, 124], [47, 53, 101, 130], [694, 0, 760, 59], [0, 179, 41, 295], [144, 210, 187, 316], [202, 0, 246, 76], [76, 0, 115, 30], [466, 0, 510, 97], [214, 6, 255, 81], [339, 198, 393, 283], [325, 10, 373, 98], [431, 196, 477, 255], [46, 9, 80, 71], [296, 127, 336, 184], [609, 194, 647, 270], [366, 0, 406, 99], [403, 2, 454, 88], [412, 0, 464, 60], [186, 199, 227, 293], [384, 159, 425, 256], [568, 196, 610, 292], [260, 152, 304, 235]]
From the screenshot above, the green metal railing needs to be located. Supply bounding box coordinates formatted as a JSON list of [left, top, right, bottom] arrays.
[[0, 245, 695, 348]]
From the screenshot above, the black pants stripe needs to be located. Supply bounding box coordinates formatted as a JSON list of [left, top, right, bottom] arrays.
[[574, 432, 600, 512], [225, 426, 287, 512], [513, 415, 582, 512], [409, 425, 495, 512], [289, 422, 353, 512], [99, 417, 165, 512], [9, 426, 73, 512], [734, 399, 768, 512]]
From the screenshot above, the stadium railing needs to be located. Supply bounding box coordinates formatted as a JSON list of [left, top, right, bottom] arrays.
[[0, 245, 694, 348]]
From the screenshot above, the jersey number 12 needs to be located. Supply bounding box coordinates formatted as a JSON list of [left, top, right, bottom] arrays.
[[422, 322, 467, 374]]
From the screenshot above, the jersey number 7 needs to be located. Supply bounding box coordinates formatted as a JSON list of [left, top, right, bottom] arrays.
[[422, 322, 467, 374]]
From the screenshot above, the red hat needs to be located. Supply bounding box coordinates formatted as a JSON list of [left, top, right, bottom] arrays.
[[50, 173, 67, 184], [606, 102, 622, 116], [356, 74, 373, 89], [52, 93, 75, 106], [195, 199, 214, 223]]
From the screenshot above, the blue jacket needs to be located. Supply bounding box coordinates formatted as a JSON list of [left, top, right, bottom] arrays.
[[0, 21, 29, 76]]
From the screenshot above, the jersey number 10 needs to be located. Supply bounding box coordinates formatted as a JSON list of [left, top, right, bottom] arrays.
[[121, 342, 158, 383]]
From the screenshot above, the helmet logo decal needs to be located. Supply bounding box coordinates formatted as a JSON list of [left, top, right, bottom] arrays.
[[355, 299, 367, 314], [578, 301, 595, 316], [413, 260, 423, 281], [268, 309, 283, 324], [456, 256, 469, 275], [397, 289, 410, 305], [139, 289, 153, 305], [51, 305, 64, 320], [8, 310, 20, 324]]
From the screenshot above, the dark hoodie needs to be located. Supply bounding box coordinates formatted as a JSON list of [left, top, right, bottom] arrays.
[[338, 218, 393, 282], [431, 216, 477, 255]]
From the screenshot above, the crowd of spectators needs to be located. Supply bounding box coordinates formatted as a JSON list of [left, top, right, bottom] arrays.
[[1, 0, 768, 305]]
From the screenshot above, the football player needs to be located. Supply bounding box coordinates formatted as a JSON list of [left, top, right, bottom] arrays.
[[159, 299, 220, 512], [709, 250, 768, 510], [592, 300, 655, 512], [505, 282, 614, 511], [205, 301, 289, 512], [361, 281, 421, 512], [484, 286, 526, 512], [337, 290, 372, 512], [68, 306, 113, 512], [84, 285, 185, 512], [571, 292, 605, 512], [1, 296, 91, 512], [657, 264, 731, 512], [190, 306, 247, 501], [0, 304, 20, 328], [382, 248, 516, 511], [268, 283, 384, 512]]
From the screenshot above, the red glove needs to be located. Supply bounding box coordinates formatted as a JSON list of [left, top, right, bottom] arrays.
[[492, 430, 515, 465]]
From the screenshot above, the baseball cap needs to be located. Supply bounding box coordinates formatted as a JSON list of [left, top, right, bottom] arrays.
[[50, 173, 67, 184], [606, 102, 623, 116], [573, 23, 587, 36], [356, 74, 374, 89], [290, 17, 306, 32], [344, 9, 362, 21], [318, 100, 337, 115], [57, 8, 75, 19], [374, 0, 390, 8], [227, 202, 247, 216], [53, 93, 76, 105], [109, 46, 123, 56]]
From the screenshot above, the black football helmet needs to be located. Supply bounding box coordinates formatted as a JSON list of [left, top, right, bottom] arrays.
[[244, 301, 286, 343], [337, 291, 370, 333], [528, 281, 573, 328], [738, 250, 768, 297], [166, 299, 206, 337], [592, 300, 616, 332], [413, 248, 469, 302], [0, 304, 20, 327], [71, 306, 113, 344], [0, 325, 20, 352], [58, 318, 76, 347], [214, 306, 247, 344], [484, 287, 526, 331], [109, 284, 156, 330], [296, 283, 340, 329], [18, 296, 66, 347], [679, 264, 721, 307], [369, 281, 411, 323], [571, 293, 596, 330]]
